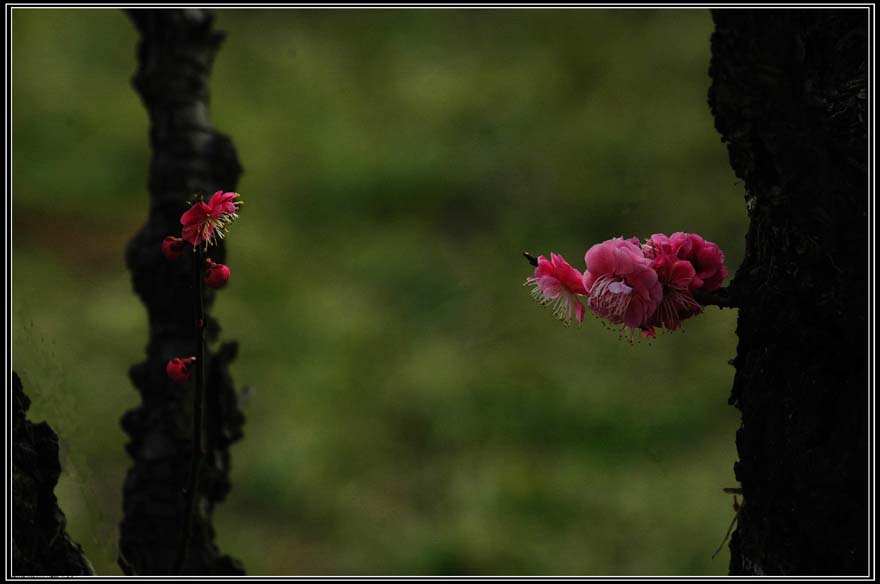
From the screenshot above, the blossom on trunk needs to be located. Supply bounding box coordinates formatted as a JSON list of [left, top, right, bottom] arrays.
[[646, 232, 727, 292], [166, 357, 196, 383], [524, 253, 587, 324], [180, 190, 242, 249], [642, 235, 703, 332], [583, 237, 662, 333], [161, 236, 187, 260]]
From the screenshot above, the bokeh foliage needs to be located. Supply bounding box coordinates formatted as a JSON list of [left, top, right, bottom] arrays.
[[12, 8, 747, 575]]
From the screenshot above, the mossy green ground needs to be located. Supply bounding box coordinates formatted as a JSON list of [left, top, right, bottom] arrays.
[[12, 9, 747, 575]]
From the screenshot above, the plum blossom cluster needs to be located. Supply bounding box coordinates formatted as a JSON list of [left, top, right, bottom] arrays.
[[164, 190, 243, 382], [162, 190, 241, 288], [525, 233, 727, 338]]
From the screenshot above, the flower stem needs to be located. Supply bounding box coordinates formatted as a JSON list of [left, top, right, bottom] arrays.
[[175, 247, 207, 574]]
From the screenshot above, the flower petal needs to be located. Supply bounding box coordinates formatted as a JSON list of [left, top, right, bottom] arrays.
[[181, 201, 210, 226]]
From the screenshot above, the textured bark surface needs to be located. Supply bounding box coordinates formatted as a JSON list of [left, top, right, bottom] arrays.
[[11, 372, 94, 576], [709, 9, 869, 575], [120, 9, 245, 575]]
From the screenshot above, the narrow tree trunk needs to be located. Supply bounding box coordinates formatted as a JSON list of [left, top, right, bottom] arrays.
[[12, 372, 94, 576], [120, 9, 245, 575], [708, 9, 869, 575]]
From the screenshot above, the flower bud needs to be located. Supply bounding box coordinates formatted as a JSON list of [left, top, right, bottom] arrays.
[[166, 357, 196, 383], [162, 236, 187, 260], [204, 258, 230, 289]]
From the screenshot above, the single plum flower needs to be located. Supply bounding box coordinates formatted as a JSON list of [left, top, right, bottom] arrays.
[[645, 242, 703, 330], [648, 232, 727, 292], [583, 237, 662, 334], [180, 190, 242, 249], [166, 357, 196, 383], [204, 258, 230, 289], [642, 233, 703, 329], [524, 252, 587, 325], [161, 236, 187, 260]]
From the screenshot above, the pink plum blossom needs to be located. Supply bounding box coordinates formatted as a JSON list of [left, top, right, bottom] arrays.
[[642, 234, 703, 332], [675, 233, 728, 292], [180, 190, 242, 249], [642, 232, 688, 261], [645, 232, 727, 292], [526, 232, 728, 340], [583, 237, 662, 333], [524, 253, 587, 325]]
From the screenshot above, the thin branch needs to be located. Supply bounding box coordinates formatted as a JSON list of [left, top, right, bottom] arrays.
[[694, 286, 738, 309], [174, 247, 207, 573]]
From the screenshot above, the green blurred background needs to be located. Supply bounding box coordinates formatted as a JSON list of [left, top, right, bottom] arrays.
[[12, 8, 748, 576]]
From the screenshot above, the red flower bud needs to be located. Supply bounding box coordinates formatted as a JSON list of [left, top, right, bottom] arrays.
[[204, 258, 230, 289], [166, 357, 196, 383], [162, 236, 187, 260]]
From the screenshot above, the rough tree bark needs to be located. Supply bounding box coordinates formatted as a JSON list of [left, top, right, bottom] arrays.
[[708, 9, 869, 575], [11, 372, 93, 576], [120, 9, 245, 575]]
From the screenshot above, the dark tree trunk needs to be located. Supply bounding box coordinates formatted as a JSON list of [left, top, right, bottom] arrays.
[[708, 9, 869, 575], [119, 9, 245, 575], [11, 372, 93, 576]]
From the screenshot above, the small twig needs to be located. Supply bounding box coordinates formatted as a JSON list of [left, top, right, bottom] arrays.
[[695, 285, 738, 309], [713, 492, 743, 559], [174, 246, 207, 574], [712, 511, 740, 559], [118, 550, 137, 576]]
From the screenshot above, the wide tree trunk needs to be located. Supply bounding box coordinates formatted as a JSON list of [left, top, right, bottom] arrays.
[[11, 372, 93, 576], [708, 9, 869, 575], [119, 9, 246, 575]]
